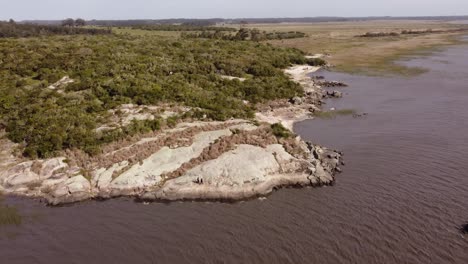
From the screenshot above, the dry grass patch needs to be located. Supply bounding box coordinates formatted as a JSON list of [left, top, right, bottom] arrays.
[[251, 20, 467, 76]]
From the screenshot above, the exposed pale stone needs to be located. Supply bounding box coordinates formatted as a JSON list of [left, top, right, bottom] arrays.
[[92, 161, 129, 190], [143, 144, 320, 201], [0, 158, 67, 188], [220, 75, 246, 82], [0, 122, 342, 204], [47, 175, 92, 205], [227, 123, 259, 132], [109, 129, 233, 195], [47, 76, 74, 90], [284, 65, 321, 82]]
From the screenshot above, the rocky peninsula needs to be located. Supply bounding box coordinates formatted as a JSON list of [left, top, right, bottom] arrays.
[[0, 64, 344, 205]]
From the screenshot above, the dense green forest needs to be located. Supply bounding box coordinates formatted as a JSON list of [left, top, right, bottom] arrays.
[[0, 32, 316, 158], [182, 28, 307, 41]]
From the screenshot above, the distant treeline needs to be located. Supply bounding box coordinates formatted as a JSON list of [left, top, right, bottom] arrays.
[[357, 28, 468, 38], [87, 19, 225, 27], [226, 16, 468, 24], [401, 28, 468, 34], [131, 24, 237, 32], [0, 21, 111, 38], [20, 16, 468, 26], [183, 28, 307, 41]]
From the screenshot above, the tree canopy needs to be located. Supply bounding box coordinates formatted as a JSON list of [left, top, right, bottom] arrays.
[[0, 33, 310, 158], [0, 21, 110, 38]]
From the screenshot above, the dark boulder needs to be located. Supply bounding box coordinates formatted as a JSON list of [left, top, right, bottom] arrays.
[[326, 90, 343, 98], [316, 80, 348, 87], [460, 223, 468, 234], [290, 96, 303, 105]]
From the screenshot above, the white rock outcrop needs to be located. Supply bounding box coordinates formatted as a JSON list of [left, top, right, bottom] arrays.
[[47, 175, 92, 205], [108, 129, 232, 196], [0, 158, 69, 194], [47, 76, 74, 90]]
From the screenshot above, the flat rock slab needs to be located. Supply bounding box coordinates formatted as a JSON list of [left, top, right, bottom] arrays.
[[143, 144, 318, 201], [47, 175, 91, 205], [109, 129, 233, 193]]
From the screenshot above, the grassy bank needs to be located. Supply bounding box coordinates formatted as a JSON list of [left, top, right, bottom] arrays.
[[252, 20, 467, 76]]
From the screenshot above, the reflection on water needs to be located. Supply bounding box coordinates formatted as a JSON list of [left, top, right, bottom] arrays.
[[2, 44, 468, 264]]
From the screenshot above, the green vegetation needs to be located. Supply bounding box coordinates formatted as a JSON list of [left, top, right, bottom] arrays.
[[0, 206, 21, 226], [306, 57, 327, 66], [0, 21, 111, 38], [315, 109, 356, 119], [0, 32, 310, 158], [132, 24, 237, 32], [271, 123, 293, 138], [260, 30, 306, 40], [0, 196, 22, 226], [112, 27, 182, 37], [87, 19, 225, 27], [358, 28, 468, 38], [183, 28, 307, 41], [61, 18, 87, 27]]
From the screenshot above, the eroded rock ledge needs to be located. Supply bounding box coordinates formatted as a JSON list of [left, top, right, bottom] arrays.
[[0, 121, 342, 205], [0, 64, 344, 205]]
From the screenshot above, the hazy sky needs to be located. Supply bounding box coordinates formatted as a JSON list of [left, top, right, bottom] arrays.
[[1, 0, 468, 20]]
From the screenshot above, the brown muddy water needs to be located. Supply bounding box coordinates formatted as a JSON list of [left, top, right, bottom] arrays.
[[2, 44, 468, 264]]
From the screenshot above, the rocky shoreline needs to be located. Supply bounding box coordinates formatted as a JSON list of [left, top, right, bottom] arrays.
[[0, 63, 345, 205]]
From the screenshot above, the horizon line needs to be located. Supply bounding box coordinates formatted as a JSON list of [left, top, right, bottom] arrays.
[[11, 15, 468, 22]]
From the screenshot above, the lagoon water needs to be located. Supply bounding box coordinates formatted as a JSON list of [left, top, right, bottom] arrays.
[[2, 43, 468, 263]]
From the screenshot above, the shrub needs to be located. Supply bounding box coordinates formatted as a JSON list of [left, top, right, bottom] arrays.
[[166, 116, 178, 128], [271, 123, 292, 138], [0, 21, 111, 38], [0, 34, 306, 157], [306, 58, 327, 66]]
